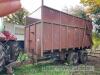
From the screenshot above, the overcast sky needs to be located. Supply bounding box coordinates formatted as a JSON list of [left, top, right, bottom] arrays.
[[21, 0, 81, 12]]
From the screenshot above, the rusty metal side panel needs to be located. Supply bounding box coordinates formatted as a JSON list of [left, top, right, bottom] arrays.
[[36, 23, 41, 56], [53, 24, 60, 49], [85, 21, 89, 47], [40, 6, 93, 51], [29, 25, 36, 53], [88, 21, 93, 47], [43, 6, 60, 24], [78, 19, 85, 28], [72, 17, 84, 28], [86, 35, 90, 47], [82, 21, 93, 48], [83, 34, 89, 47], [61, 13, 73, 25], [60, 26, 67, 48], [43, 23, 52, 50], [82, 32, 86, 48], [25, 27, 30, 52], [67, 27, 74, 48], [74, 28, 79, 48], [83, 31, 91, 47], [78, 29, 84, 47]]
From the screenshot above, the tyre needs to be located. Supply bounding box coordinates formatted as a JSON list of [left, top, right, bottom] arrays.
[[59, 52, 65, 61], [6, 41, 20, 62], [78, 50, 88, 64], [0, 43, 5, 71], [67, 52, 79, 65]]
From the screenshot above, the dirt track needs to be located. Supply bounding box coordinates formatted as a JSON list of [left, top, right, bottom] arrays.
[[87, 56, 100, 68], [70, 56, 100, 75]]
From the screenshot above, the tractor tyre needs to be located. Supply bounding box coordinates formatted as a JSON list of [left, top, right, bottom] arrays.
[[0, 43, 5, 71]]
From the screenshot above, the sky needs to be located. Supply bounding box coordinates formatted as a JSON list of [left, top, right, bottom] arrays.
[[20, 0, 82, 19], [21, 0, 81, 13]]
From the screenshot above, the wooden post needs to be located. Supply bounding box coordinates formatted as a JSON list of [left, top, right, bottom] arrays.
[[41, 0, 44, 57]]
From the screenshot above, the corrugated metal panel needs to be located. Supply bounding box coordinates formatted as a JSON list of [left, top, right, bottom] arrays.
[[60, 26, 67, 48], [29, 25, 36, 53], [25, 6, 93, 58], [43, 23, 52, 50], [43, 6, 60, 24], [25, 27, 29, 52]]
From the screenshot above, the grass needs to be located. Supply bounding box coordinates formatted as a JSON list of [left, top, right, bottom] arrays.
[[0, 63, 100, 75], [13, 63, 100, 75], [13, 63, 70, 75]]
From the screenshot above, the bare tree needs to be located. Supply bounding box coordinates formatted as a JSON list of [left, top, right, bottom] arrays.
[[64, 5, 88, 19]]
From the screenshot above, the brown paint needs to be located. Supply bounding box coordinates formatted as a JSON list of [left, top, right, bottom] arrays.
[[25, 6, 93, 58]]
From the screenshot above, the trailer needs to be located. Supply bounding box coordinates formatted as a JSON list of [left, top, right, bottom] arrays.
[[25, 6, 93, 65]]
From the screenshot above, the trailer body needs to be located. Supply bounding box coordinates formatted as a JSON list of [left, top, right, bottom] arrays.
[[25, 6, 92, 61]]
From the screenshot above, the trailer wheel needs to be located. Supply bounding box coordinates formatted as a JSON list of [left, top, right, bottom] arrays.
[[67, 52, 79, 65], [79, 50, 88, 64], [0, 43, 5, 71]]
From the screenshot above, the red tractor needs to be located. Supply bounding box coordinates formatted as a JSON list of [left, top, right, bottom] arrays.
[[0, 31, 20, 71], [0, 0, 21, 71]]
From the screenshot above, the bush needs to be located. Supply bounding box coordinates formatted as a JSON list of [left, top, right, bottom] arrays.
[[17, 52, 29, 62], [92, 32, 100, 49]]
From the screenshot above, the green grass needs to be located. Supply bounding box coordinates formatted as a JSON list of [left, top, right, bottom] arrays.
[[14, 63, 70, 75], [0, 63, 100, 75], [12, 63, 100, 75]]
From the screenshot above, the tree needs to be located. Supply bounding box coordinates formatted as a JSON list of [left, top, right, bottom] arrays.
[[3, 8, 28, 25], [64, 5, 88, 19], [80, 0, 100, 7], [80, 0, 100, 33]]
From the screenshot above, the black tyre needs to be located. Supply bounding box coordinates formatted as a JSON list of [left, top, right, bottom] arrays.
[[10, 41, 20, 61], [67, 52, 79, 65], [6, 41, 20, 62], [79, 50, 88, 64], [0, 43, 5, 71]]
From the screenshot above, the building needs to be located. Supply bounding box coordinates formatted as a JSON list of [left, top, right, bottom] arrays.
[[4, 22, 25, 49]]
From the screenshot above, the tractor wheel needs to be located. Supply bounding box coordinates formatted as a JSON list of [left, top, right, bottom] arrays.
[[79, 50, 88, 64], [7, 41, 20, 62], [67, 51, 79, 65], [0, 43, 5, 71]]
